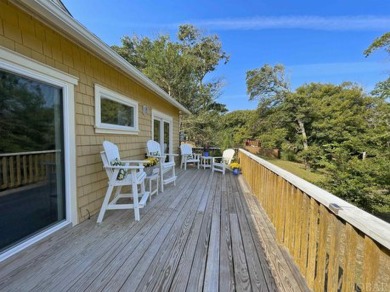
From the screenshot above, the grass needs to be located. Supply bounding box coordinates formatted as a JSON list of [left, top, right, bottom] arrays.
[[261, 156, 326, 184]]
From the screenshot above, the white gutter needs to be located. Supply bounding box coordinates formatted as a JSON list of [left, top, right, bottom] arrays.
[[13, 0, 191, 114]]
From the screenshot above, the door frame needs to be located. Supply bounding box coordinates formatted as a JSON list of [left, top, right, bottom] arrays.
[[151, 109, 173, 160], [0, 47, 78, 261]]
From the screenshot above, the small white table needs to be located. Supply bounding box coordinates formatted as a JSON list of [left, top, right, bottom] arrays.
[[200, 156, 213, 169], [145, 168, 159, 200]]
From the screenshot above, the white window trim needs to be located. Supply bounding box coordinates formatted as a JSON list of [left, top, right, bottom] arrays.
[[0, 46, 78, 262], [94, 84, 139, 135], [152, 109, 174, 160]]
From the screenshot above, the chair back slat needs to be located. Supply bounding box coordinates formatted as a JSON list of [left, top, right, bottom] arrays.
[[100, 151, 114, 179], [223, 149, 235, 165], [147, 140, 161, 156], [180, 144, 193, 156], [103, 141, 121, 163]]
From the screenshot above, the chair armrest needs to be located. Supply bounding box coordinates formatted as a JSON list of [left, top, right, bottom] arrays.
[[147, 154, 165, 159], [166, 153, 179, 157], [212, 156, 222, 162], [105, 165, 144, 170], [121, 160, 149, 164]]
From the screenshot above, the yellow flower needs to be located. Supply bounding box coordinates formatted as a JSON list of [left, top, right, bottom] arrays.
[[229, 162, 241, 170], [144, 157, 158, 167]]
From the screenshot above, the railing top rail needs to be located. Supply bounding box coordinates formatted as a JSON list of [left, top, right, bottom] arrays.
[[239, 148, 390, 250], [0, 150, 60, 157]]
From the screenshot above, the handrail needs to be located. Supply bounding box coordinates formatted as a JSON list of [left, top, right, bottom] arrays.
[[239, 148, 390, 291], [0, 150, 59, 157], [240, 149, 390, 249]]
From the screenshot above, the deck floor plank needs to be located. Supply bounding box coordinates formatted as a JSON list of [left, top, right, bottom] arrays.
[[42, 171, 195, 291], [160, 173, 216, 291], [186, 172, 218, 292], [238, 176, 310, 292], [0, 167, 309, 292], [230, 175, 274, 292], [118, 169, 210, 291], [135, 171, 214, 292], [230, 213, 251, 291], [219, 175, 235, 292], [96, 169, 204, 291], [203, 174, 222, 291], [69, 171, 192, 292]]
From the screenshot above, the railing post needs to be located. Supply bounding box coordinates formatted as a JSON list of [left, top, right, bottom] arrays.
[[306, 198, 319, 287], [314, 204, 329, 291], [22, 155, 28, 185], [1, 157, 8, 189], [327, 215, 342, 292], [362, 237, 381, 292], [9, 156, 15, 188], [16, 155, 21, 187]]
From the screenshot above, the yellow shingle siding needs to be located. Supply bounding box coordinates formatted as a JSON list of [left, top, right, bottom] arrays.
[[1, 1, 180, 222]]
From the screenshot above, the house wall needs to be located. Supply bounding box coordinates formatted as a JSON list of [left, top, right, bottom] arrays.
[[0, 1, 180, 222]]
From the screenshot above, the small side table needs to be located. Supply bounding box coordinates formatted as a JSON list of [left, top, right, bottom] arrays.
[[200, 156, 213, 169], [145, 168, 159, 200]]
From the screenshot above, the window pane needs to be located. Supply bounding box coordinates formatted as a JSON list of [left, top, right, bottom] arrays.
[[0, 69, 65, 252], [153, 119, 160, 142], [101, 97, 134, 127], [164, 122, 170, 154]]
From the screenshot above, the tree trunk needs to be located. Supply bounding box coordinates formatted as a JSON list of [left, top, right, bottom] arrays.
[[297, 119, 308, 150]]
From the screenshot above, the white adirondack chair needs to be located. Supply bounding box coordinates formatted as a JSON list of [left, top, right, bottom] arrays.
[[97, 141, 149, 223], [212, 149, 235, 175], [146, 140, 177, 192], [180, 144, 200, 170]]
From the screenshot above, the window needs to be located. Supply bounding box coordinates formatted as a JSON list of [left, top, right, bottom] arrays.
[[95, 85, 138, 134]]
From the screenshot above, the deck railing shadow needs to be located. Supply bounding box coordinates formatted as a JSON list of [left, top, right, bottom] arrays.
[[239, 149, 390, 292]]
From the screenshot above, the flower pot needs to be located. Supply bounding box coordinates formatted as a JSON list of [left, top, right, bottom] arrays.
[[145, 166, 158, 176], [233, 168, 240, 175]]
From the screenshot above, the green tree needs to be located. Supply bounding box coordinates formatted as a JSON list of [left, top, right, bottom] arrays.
[[215, 110, 256, 149], [245, 64, 292, 149], [112, 25, 229, 147], [112, 24, 229, 114], [363, 32, 390, 57], [246, 64, 289, 107], [0, 71, 55, 152]]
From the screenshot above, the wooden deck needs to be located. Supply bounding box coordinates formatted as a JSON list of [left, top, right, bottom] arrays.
[[0, 168, 309, 291]]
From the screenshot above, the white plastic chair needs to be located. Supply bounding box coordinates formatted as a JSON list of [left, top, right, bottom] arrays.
[[146, 140, 177, 192], [180, 144, 200, 170], [212, 149, 235, 175], [97, 141, 149, 223]]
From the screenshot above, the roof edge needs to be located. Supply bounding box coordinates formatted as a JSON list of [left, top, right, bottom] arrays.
[[14, 0, 191, 114]]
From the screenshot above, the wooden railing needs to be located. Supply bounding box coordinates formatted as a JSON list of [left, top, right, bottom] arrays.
[[0, 150, 58, 191], [239, 149, 390, 292]]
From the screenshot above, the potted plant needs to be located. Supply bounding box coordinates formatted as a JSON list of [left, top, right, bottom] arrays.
[[143, 157, 158, 175], [229, 162, 241, 175], [203, 143, 210, 157]]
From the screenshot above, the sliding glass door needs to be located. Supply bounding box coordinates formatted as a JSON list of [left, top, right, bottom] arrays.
[[0, 69, 66, 252]]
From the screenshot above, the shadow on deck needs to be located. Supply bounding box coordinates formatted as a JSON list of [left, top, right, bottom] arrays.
[[0, 167, 309, 291]]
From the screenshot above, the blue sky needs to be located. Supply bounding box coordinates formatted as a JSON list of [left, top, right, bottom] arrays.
[[62, 0, 390, 111]]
